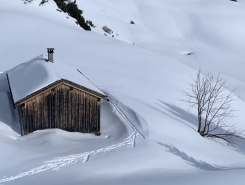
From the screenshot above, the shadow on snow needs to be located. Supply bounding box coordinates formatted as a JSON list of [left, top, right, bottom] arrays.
[[158, 142, 245, 171]]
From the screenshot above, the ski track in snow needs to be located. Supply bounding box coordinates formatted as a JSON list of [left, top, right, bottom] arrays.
[[0, 98, 143, 184]]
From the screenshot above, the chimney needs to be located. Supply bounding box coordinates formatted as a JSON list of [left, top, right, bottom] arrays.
[[47, 48, 54, 62]]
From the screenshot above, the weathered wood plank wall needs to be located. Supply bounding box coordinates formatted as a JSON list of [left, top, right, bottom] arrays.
[[20, 83, 101, 135]]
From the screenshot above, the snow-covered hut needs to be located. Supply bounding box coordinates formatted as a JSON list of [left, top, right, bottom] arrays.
[[7, 50, 107, 136]]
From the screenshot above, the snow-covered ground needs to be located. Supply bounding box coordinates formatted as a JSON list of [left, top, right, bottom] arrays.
[[0, 0, 245, 184]]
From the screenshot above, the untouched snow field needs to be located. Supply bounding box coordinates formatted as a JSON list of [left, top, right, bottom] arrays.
[[0, 0, 245, 184]]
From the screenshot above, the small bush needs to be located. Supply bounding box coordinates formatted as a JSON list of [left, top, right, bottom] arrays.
[[130, 20, 135, 24], [39, 0, 48, 6], [22, 0, 33, 4], [86, 20, 95, 28], [102, 26, 112, 34]]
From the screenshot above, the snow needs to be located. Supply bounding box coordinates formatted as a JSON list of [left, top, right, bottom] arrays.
[[0, 0, 245, 184], [7, 55, 106, 103], [78, 0, 245, 99]]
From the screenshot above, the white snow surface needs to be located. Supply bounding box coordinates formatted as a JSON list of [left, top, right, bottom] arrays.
[[0, 0, 245, 185], [8, 55, 105, 103]]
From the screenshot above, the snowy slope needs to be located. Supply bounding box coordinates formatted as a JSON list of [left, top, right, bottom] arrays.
[[78, 0, 245, 99], [0, 0, 245, 185]]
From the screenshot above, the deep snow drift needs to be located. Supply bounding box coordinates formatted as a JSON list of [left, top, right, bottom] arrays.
[[0, 0, 245, 185]]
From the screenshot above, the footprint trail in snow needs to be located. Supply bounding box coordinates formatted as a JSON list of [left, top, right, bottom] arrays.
[[0, 132, 139, 184]]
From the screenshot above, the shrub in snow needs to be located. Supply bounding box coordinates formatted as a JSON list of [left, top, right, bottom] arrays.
[[186, 52, 194, 55], [86, 20, 95, 28], [102, 26, 113, 34], [39, 0, 48, 6], [22, 0, 33, 4], [54, 0, 91, 31], [130, 20, 135, 24]]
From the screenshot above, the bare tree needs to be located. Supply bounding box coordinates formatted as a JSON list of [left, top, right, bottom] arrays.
[[183, 70, 244, 145]]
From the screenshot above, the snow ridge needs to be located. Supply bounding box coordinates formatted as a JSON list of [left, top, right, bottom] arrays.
[[108, 97, 145, 139], [76, 68, 145, 139]]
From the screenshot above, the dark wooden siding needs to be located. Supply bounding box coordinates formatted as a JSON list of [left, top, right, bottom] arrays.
[[20, 83, 101, 135]]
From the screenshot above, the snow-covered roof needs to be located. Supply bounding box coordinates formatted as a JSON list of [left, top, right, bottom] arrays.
[[7, 55, 106, 104]]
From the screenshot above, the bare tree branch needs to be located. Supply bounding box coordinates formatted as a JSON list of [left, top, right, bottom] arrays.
[[182, 70, 244, 146]]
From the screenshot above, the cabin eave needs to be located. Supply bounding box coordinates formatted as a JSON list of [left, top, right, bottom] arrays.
[[14, 79, 107, 106]]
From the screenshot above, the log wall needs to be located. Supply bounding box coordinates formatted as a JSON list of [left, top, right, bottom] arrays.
[[19, 83, 101, 135]]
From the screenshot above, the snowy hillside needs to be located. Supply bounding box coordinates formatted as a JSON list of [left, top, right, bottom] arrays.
[[0, 0, 245, 184], [78, 0, 245, 99]]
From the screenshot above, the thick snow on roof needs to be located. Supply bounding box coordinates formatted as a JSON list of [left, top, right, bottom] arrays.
[[7, 55, 106, 103]]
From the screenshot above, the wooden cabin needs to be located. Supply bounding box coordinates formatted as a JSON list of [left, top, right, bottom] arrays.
[[7, 49, 107, 136]]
